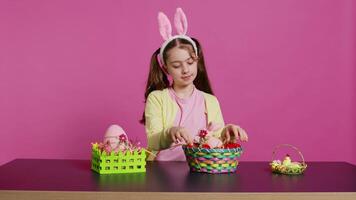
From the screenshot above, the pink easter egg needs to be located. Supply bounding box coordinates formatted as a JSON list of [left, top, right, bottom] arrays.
[[206, 137, 223, 148], [103, 124, 128, 149]]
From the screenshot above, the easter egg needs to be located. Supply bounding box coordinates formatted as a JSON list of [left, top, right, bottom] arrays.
[[206, 137, 223, 148], [103, 124, 128, 150]]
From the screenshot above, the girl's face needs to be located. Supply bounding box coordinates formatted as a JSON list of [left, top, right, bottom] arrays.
[[165, 47, 198, 88]]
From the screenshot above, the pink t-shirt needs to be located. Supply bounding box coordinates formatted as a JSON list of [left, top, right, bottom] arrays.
[[155, 86, 207, 161]]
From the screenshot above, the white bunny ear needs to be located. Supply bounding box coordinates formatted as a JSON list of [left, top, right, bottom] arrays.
[[158, 12, 172, 40], [174, 7, 188, 35]]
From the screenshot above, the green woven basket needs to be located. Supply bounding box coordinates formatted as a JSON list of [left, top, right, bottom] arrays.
[[91, 143, 146, 174], [270, 144, 307, 175], [182, 145, 243, 174]]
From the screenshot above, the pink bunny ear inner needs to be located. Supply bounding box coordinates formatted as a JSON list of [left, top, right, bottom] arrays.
[[174, 7, 188, 35], [158, 12, 172, 40]]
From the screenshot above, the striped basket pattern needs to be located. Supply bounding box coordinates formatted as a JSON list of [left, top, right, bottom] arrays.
[[182, 145, 243, 174]]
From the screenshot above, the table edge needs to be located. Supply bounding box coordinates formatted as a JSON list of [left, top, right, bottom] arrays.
[[1, 190, 356, 200]]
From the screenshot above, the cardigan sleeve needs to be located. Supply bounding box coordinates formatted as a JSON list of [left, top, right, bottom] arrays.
[[209, 96, 225, 138], [144, 91, 172, 151]]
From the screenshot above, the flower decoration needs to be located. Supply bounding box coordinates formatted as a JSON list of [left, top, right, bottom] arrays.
[[119, 134, 127, 142], [198, 130, 208, 138]]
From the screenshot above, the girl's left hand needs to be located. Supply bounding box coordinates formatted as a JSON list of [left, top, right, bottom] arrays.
[[221, 124, 248, 143]]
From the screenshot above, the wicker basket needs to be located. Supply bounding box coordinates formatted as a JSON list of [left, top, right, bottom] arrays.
[[270, 144, 307, 175], [182, 145, 243, 174], [91, 143, 146, 174]]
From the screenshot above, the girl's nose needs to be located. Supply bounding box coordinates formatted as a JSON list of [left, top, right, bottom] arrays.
[[182, 64, 189, 74]]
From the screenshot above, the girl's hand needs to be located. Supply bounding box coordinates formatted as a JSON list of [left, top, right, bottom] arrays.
[[221, 124, 248, 143], [168, 126, 193, 145]]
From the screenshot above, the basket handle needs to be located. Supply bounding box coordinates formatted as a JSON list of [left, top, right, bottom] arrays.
[[272, 144, 305, 165]]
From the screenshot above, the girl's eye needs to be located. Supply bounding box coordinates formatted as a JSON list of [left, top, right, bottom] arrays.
[[187, 58, 194, 65], [172, 65, 180, 68]]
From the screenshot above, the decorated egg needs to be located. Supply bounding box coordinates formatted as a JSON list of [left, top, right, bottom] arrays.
[[206, 137, 223, 148], [103, 124, 128, 151], [282, 154, 292, 166]]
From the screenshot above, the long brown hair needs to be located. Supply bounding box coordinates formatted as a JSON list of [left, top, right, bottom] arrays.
[[140, 37, 213, 124]]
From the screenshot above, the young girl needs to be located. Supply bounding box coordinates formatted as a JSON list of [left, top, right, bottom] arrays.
[[141, 8, 248, 161]]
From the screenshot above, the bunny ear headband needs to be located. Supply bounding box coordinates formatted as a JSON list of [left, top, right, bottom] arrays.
[[158, 8, 198, 65]]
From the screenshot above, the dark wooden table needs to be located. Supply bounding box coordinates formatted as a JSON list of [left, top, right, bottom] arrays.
[[0, 159, 355, 200]]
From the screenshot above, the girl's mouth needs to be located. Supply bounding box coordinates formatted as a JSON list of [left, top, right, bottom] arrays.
[[182, 74, 193, 81]]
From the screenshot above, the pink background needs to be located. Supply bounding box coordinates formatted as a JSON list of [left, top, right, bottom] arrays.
[[0, 0, 355, 166]]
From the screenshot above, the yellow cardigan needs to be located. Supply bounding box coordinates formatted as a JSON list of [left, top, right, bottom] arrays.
[[144, 88, 225, 159]]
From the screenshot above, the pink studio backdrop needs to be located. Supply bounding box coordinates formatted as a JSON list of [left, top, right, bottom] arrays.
[[0, 0, 355, 166]]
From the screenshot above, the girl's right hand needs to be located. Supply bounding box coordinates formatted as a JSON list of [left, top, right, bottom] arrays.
[[168, 127, 193, 145]]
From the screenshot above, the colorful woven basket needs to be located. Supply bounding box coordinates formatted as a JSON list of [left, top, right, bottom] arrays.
[[270, 144, 307, 175], [182, 145, 243, 174]]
